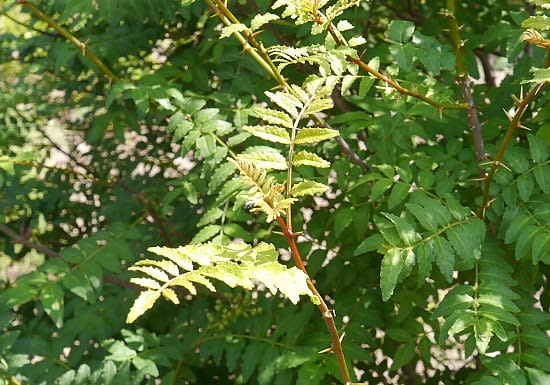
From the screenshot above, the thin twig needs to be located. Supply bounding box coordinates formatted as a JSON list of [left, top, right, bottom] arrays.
[[0, 223, 139, 290], [446, 0, 486, 174], [0, 223, 59, 259], [16, 0, 120, 82], [479, 82, 545, 218], [31, 117, 175, 246], [349, 56, 469, 111]]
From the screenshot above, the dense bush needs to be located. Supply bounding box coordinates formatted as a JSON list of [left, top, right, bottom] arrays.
[[1, 0, 549, 384]]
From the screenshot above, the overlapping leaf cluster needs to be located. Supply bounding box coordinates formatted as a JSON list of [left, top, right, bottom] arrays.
[[127, 242, 313, 323]]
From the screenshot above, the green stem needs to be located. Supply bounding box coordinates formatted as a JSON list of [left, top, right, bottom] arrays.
[[207, 0, 288, 89], [479, 82, 545, 217], [17, 0, 120, 82], [210, 132, 237, 158]]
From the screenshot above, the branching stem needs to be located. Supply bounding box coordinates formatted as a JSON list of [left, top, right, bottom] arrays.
[[479, 82, 545, 217], [16, 0, 120, 82], [349, 57, 468, 111]]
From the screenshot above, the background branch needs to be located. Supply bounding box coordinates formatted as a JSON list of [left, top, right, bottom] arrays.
[[0, 223, 139, 290]]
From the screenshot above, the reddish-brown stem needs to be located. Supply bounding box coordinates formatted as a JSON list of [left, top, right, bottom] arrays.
[[447, 0, 486, 175], [276, 215, 351, 384], [349, 57, 468, 111]]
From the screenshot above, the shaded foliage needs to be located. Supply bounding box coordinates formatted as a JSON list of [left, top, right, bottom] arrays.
[[1, 0, 550, 384]]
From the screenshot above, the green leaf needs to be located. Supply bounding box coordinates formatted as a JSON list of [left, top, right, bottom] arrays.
[[528, 133, 549, 163], [522, 15, 550, 30], [389, 44, 416, 71], [334, 207, 355, 237], [303, 97, 333, 115], [358, 76, 375, 98], [208, 162, 236, 194], [386, 328, 414, 343], [416, 242, 434, 283], [446, 221, 484, 262], [472, 377, 503, 385], [197, 207, 224, 227], [240, 343, 263, 383], [388, 182, 409, 209], [292, 150, 330, 168], [387, 20, 416, 43], [431, 236, 455, 282], [484, 356, 526, 385], [525, 367, 550, 385], [243, 125, 290, 144], [432, 285, 474, 318], [354, 233, 383, 256], [1, 284, 38, 308], [390, 343, 416, 371], [478, 304, 520, 326], [370, 178, 393, 200], [296, 362, 325, 385], [290, 181, 328, 197], [382, 212, 420, 246], [517, 173, 534, 201], [532, 231, 550, 263], [439, 310, 475, 344], [130, 87, 150, 114], [63, 270, 95, 302], [380, 248, 407, 301], [418, 47, 441, 75], [294, 127, 340, 144], [40, 283, 64, 328]]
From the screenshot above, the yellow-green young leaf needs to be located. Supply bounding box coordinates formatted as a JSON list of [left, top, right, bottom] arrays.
[[253, 107, 293, 128], [126, 290, 161, 323], [219, 23, 247, 39], [292, 150, 330, 168], [134, 259, 180, 276], [190, 224, 220, 244], [243, 125, 290, 144], [265, 91, 302, 117], [0, 155, 15, 175], [170, 274, 198, 295], [290, 181, 328, 197], [304, 97, 333, 115], [129, 266, 170, 282], [161, 288, 179, 304], [237, 151, 288, 170], [294, 127, 339, 144], [130, 277, 162, 290], [148, 246, 193, 271], [250, 13, 280, 31], [185, 271, 216, 291]]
